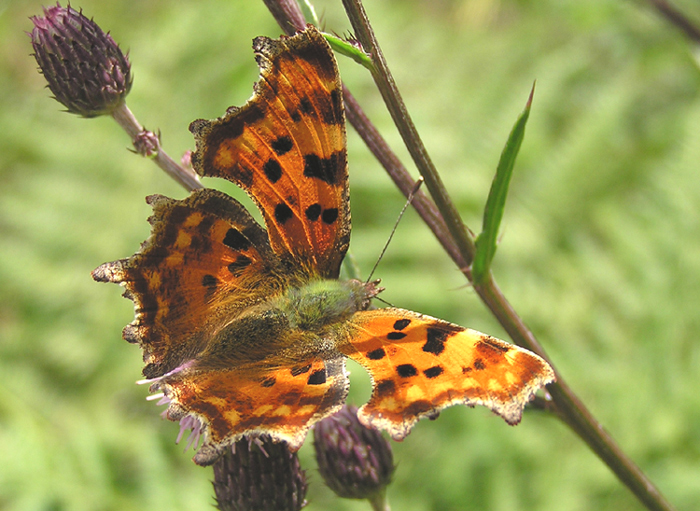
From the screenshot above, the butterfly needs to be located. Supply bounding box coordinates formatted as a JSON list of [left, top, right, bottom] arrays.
[[92, 25, 555, 466]]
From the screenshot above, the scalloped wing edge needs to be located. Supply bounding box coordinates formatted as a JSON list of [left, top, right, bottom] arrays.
[[147, 357, 350, 466], [358, 335, 555, 441]]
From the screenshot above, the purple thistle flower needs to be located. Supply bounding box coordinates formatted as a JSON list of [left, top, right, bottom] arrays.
[[213, 436, 308, 511], [314, 405, 394, 508], [30, 3, 132, 117]]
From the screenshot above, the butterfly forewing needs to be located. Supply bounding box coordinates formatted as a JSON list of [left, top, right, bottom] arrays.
[[92, 189, 281, 378], [190, 26, 349, 278]]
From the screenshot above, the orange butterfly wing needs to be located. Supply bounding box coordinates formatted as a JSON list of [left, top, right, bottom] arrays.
[[190, 26, 349, 277], [161, 356, 348, 465], [340, 308, 555, 440], [92, 189, 282, 378]]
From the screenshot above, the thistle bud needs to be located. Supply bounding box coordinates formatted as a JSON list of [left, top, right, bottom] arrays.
[[30, 3, 132, 117], [213, 436, 307, 511], [314, 405, 394, 506]]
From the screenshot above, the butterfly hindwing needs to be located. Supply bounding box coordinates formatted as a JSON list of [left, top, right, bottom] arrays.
[[92, 189, 282, 378], [340, 308, 556, 440], [190, 26, 349, 278], [159, 355, 348, 465]]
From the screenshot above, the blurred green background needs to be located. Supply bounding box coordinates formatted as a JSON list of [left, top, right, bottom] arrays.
[[2, 0, 699, 510]]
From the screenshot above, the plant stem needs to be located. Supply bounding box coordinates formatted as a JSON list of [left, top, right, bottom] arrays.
[[340, 0, 477, 267], [343, 90, 459, 263], [476, 274, 674, 511], [368, 489, 391, 511], [646, 0, 700, 44], [111, 102, 202, 192]]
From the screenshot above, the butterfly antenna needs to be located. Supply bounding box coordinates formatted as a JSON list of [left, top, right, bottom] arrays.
[[366, 177, 424, 284], [373, 296, 394, 307]]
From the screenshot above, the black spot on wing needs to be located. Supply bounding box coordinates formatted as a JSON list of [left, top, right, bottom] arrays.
[[422, 328, 446, 355], [275, 203, 293, 224], [263, 158, 282, 183], [305, 204, 321, 221], [201, 274, 218, 288], [321, 208, 338, 225], [423, 366, 444, 379], [271, 136, 293, 156], [422, 323, 463, 356], [303, 152, 341, 185], [367, 348, 386, 360], [223, 228, 251, 251], [387, 331, 406, 341], [397, 364, 418, 378], [393, 319, 411, 330], [307, 369, 326, 385]]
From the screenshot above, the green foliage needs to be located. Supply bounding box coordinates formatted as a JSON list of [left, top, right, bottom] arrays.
[[2, 1, 700, 510]]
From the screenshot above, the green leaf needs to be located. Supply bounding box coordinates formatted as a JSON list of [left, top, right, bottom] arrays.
[[472, 84, 534, 284]]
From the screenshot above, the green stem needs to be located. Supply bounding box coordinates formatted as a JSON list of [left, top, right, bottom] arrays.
[[368, 489, 391, 511]]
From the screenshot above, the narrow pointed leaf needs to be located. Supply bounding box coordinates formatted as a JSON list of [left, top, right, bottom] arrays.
[[324, 32, 374, 70], [472, 84, 534, 284]]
